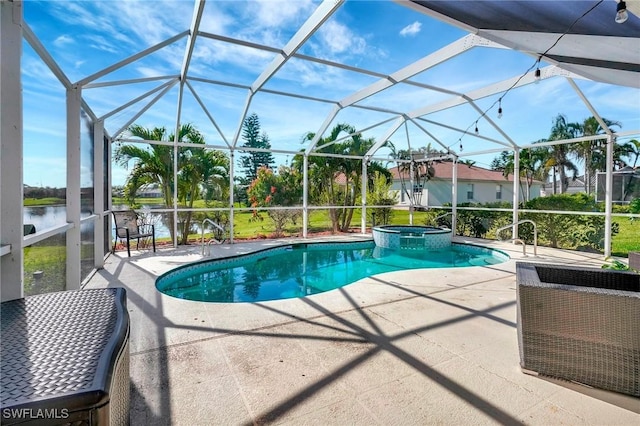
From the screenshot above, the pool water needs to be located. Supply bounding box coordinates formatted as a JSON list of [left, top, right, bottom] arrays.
[[156, 241, 508, 303]]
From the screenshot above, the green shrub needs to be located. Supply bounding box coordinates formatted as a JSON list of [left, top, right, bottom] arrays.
[[522, 193, 616, 251], [367, 172, 398, 226], [454, 202, 512, 238]]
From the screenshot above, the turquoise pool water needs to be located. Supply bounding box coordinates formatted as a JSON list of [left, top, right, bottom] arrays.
[[156, 241, 509, 303]]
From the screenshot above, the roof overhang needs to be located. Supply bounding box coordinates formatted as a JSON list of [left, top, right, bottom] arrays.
[[404, 0, 640, 88]]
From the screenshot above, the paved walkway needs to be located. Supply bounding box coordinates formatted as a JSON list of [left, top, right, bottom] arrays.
[[85, 236, 639, 425]]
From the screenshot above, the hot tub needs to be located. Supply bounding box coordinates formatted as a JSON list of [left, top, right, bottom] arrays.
[[372, 225, 452, 250]]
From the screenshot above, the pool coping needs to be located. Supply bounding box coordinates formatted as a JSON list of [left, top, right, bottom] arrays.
[[154, 239, 512, 303]]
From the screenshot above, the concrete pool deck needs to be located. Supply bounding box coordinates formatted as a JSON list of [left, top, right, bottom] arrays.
[[85, 236, 640, 425]]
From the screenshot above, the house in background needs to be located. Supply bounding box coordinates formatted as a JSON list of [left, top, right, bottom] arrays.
[[389, 161, 543, 208], [543, 167, 640, 202], [542, 175, 591, 196], [136, 184, 163, 198]]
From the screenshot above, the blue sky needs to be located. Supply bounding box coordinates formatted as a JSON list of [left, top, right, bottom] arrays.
[[20, 0, 640, 188]]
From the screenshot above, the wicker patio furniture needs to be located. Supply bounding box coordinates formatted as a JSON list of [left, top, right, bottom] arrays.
[[1, 288, 130, 425], [516, 262, 639, 397]]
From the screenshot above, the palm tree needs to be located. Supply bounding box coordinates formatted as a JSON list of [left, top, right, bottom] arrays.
[[573, 116, 621, 193], [626, 139, 640, 168], [114, 123, 229, 244], [387, 142, 439, 208], [590, 139, 636, 172], [178, 148, 229, 244], [545, 114, 580, 194], [491, 146, 547, 202], [295, 123, 391, 232]]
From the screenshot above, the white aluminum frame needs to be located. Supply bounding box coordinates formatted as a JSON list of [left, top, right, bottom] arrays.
[[2, 0, 639, 300]]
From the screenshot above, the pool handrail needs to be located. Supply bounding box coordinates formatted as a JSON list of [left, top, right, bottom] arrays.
[[496, 220, 537, 256], [433, 212, 456, 232], [201, 219, 227, 256]]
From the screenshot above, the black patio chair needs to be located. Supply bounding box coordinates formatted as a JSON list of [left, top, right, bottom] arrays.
[[112, 210, 156, 257]]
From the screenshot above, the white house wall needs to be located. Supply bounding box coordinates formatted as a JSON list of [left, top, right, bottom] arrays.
[[391, 179, 541, 207]]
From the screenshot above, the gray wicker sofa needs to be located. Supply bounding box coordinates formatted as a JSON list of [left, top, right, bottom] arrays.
[[516, 262, 639, 397], [1, 288, 130, 425]]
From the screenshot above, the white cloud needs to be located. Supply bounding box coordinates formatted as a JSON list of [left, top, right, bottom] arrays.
[[53, 35, 74, 47], [317, 20, 366, 56], [400, 21, 422, 37], [250, 0, 316, 28]]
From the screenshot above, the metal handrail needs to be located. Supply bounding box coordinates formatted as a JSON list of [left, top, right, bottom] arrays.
[[500, 238, 527, 256], [496, 220, 537, 256], [433, 212, 456, 231], [201, 219, 226, 256]]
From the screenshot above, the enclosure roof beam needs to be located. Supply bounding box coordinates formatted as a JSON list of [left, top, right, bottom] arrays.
[[185, 80, 231, 148], [407, 118, 455, 155], [304, 104, 342, 154], [23, 22, 72, 90], [112, 80, 179, 138], [365, 116, 406, 157], [416, 117, 513, 148], [566, 77, 613, 136], [339, 34, 488, 108], [99, 78, 177, 121], [84, 75, 180, 89], [315, 117, 398, 151], [180, 0, 205, 82], [407, 65, 568, 119], [463, 96, 518, 149], [76, 31, 189, 87], [250, 0, 343, 94]]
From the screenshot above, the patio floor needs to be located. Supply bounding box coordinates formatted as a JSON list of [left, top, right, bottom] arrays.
[[85, 236, 640, 425]]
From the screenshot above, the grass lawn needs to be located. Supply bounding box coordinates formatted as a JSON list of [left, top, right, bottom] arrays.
[[23, 244, 66, 296], [24, 197, 65, 206], [224, 208, 431, 240], [112, 197, 165, 206], [612, 218, 640, 257]]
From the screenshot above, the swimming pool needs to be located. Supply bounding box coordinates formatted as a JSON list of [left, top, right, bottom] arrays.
[[156, 241, 509, 303]]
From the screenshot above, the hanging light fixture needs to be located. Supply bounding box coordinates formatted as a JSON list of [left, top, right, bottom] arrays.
[[616, 0, 629, 23], [534, 56, 542, 83], [497, 98, 503, 119], [474, 121, 479, 135]]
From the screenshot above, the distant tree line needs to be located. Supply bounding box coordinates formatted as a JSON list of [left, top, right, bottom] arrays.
[[24, 186, 66, 199]]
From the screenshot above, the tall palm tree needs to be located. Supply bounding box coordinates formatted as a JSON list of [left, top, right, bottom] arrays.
[[573, 116, 621, 193], [546, 114, 580, 194]]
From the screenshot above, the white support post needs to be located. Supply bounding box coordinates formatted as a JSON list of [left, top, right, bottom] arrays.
[[604, 135, 614, 258], [512, 149, 520, 239], [409, 161, 415, 225], [229, 150, 235, 243], [361, 159, 367, 234], [93, 119, 105, 268], [172, 83, 183, 247], [66, 86, 82, 290], [451, 158, 458, 234], [303, 155, 309, 238], [107, 136, 113, 247], [1, 0, 24, 301], [172, 146, 178, 246]]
